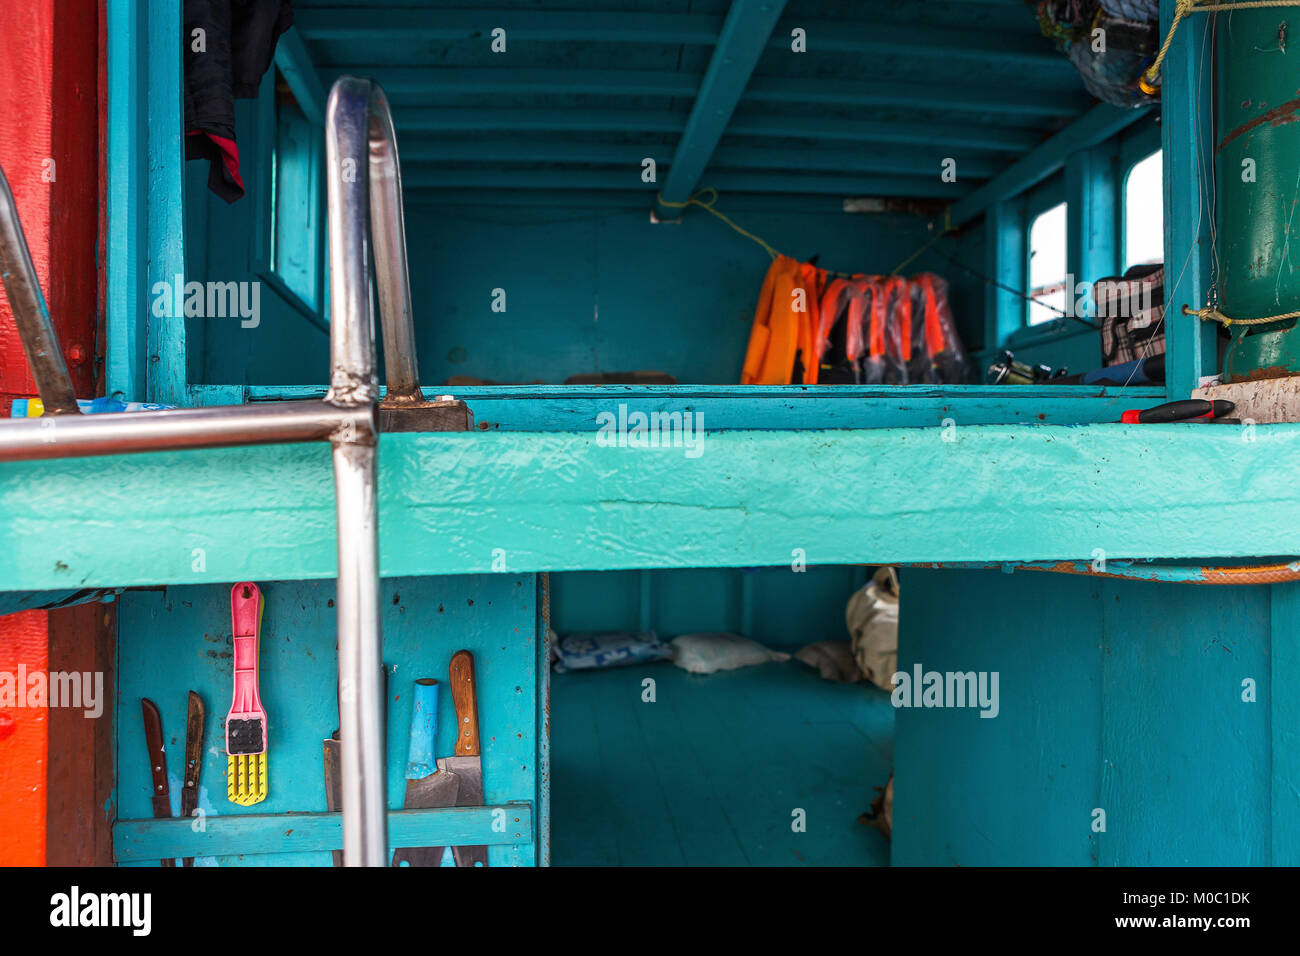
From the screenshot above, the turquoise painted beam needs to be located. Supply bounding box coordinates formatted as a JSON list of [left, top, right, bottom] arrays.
[[298, 9, 1061, 66], [236, 384, 1165, 430], [3, 423, 1300, 594], [144, 0, 186, 407], [742, 76, 1087, 116], [984, 199, 1027, 348], [396, 108, 688, 134], [344, 67, 1075, 117], [113, 805, 533, 862], [651, 0, 786, 221], [774, 20, 1064, 67], [1160, 0, 1214, 398], [106, 0, 187, 405], [402, 167, 970, 199], [403, 189, 851, 214], [399, 139, 1003, 180], [274, 27, 325, 127], [332, 67, 700, 98], [298, 9, 723, 45], [949, 103, 1152, 227], [1064, 146, 1118, 319], [391, 108, 1038, 153], [105, 0, 145, 402]]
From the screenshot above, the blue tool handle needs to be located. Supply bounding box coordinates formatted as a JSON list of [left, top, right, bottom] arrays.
[[405, 678, 439, 779]]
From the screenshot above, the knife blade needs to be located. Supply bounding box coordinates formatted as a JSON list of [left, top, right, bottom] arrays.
[[140, 697, 175, 867], [392, 678, 461, 866], [325, 663, 389, 866], [441, 651, 489, 868], [180, 691, 204, 866]]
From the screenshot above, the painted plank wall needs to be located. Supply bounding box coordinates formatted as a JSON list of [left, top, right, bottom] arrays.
[[184, 113, 996, 388], [894, 568, 1293, 866], [114, 575, 542, 866], [550, 566, 869, 651]]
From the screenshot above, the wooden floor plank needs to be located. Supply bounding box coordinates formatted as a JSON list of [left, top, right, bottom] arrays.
[[551, 660, 893, 866]]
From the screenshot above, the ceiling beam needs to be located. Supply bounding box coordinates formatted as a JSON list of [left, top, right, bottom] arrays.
[[402, 167, 970, 199], [297, 9, 723, 45], [948, 103, 1152, 227], [398, 139, 1003, 179], [743, 75, 1086, 116], [654, 0, 787, 219], [770, 20, 1062, 66], [389, 107, 1040, 152], [297, 9, 1062, 68], [343, 67, 698, 98], [333, 67, 1080, 117], [274, 28, 324, 125]]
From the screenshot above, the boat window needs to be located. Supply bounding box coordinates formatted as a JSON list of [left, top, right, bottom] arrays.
[[1027, 202, 1067, 326], [1124, 150, 1163, 269], [269, 74, 323, 312]]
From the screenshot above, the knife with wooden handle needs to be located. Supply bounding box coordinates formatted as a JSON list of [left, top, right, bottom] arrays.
[[180, 691, 204, 866], [439, 651, 489, 867], [140, 698, 175, 867]]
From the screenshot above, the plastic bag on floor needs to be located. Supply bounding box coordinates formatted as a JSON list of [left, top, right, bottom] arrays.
[[670, 632, 790, 675], [552, 629, 671, 673], [847, 567, 899, 691]]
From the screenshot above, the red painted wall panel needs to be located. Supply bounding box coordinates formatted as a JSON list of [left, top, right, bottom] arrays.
[[0, 0, 100, 408], [0, 0, 102, 866], [0, 612, 49, 865]]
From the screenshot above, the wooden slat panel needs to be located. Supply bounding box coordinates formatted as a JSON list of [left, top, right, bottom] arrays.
[[113, 804, 533, 862]]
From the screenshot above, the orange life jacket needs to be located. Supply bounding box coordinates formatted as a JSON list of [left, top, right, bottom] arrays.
[[741, 256, 823, 385], [916, 274, 948, 358]]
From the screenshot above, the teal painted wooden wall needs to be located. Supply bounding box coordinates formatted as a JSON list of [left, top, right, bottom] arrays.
[[183, 111, 1006, 388], [115, 575, 545, 866], [894, 568, 1298, 866], [550, 565, 869, 649], [184, 101, 330, 388]]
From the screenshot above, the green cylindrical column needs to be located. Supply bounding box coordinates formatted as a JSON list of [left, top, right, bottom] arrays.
[[1218, 12, 1300, 380]]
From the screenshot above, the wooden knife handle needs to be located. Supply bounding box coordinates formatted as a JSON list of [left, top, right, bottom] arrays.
[[448, 650, 480, 758]]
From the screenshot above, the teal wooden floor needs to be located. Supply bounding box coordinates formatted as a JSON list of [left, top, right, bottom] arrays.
[[550, 659, 894, 866]]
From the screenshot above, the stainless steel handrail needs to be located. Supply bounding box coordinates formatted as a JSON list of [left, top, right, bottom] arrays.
[[325, 76, 392, 868], [0, 76, 415, 867], [0, 167, 80, 415], [365, 83, 423, 408]]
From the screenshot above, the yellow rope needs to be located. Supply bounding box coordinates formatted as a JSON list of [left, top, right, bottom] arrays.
[[1184, 303, 1300, 326], [1145, 0, 1300, 85], [656, 188, 780, 259]]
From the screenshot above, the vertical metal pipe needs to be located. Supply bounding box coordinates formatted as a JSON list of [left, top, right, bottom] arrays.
[[0, 166, 79, 415], [367, 86, 421, 405], [325, 76, 387, 867]]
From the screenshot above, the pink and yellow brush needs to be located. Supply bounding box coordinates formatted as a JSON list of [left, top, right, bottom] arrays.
[[226, 582, 268, 805]]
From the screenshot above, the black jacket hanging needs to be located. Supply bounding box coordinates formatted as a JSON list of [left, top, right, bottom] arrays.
[[184, 0, 295, 203]]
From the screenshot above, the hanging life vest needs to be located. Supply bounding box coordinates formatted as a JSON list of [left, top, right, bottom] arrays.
[[741, 255, 823, 385]]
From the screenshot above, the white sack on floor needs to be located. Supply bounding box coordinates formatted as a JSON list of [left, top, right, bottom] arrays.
[[794, 640, 863, 683], [670, 632, 790, 674], [847, 566, 899, 691]]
